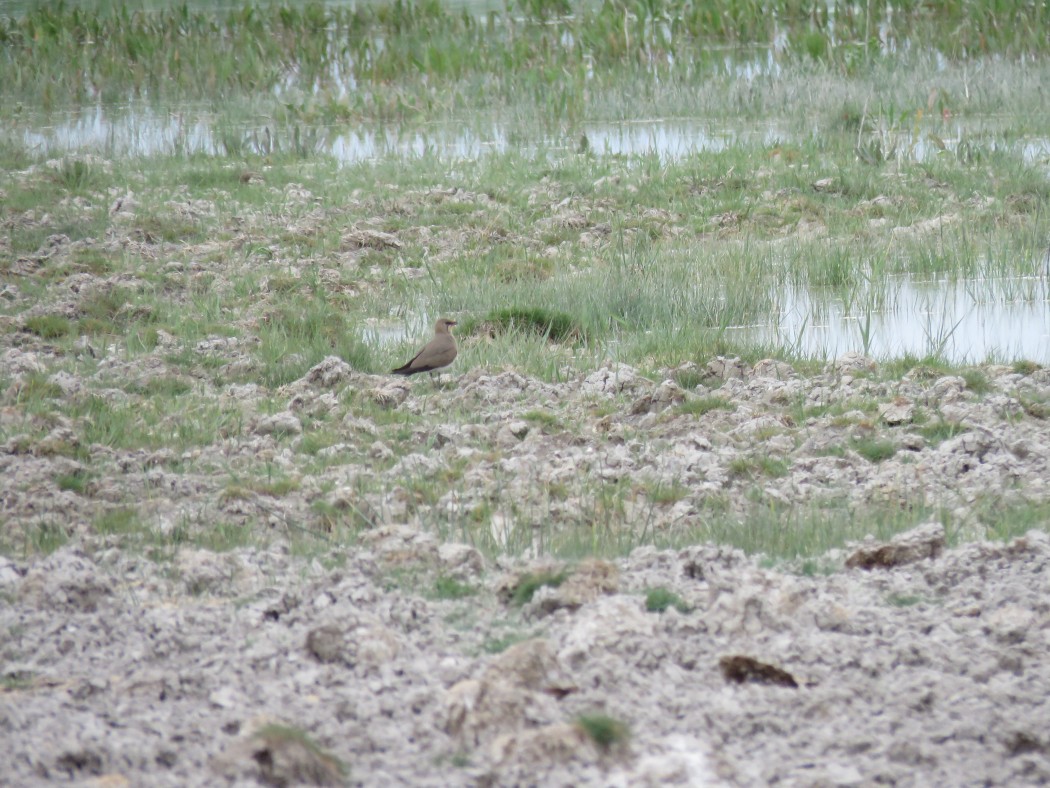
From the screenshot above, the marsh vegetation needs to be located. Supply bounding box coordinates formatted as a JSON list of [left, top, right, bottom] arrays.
[[1, 0, 1049, 563]]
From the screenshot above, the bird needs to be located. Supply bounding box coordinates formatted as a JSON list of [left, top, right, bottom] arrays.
[[391, 318, 458, 376]]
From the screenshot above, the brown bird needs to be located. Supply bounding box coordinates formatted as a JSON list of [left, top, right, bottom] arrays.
[[391, 318, 458, 376]]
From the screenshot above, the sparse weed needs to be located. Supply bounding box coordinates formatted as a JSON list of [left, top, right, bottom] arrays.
[[433, 576, 477, 600], [645, 587, 691, 613], [676, 396, 735, 418], [961, 368, 992, 395], [916, 420, 965, 445], [851, 437, 897, 463], [886, 593, 926, 607], [506, 570, 569, 606], [482, 632, 531, 654], [575, 713, 630, 753]]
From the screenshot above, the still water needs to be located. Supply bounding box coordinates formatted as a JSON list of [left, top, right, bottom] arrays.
[[756, 276, 1050, 364]]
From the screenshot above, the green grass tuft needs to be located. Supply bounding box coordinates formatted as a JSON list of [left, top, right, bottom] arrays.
[[676, 396, 735, 417], [644, 587, 691, 613], [575, 713, 630, 752], [466, 307, 584, 343], [961, 368, 992, 395], [23, 315, 72, 339], [433, 576, 477, 599], [851, 437, 897, 463], [507, 569, 569, 606]]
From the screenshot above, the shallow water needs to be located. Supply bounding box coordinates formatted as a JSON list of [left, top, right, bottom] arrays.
[[752, 275, 1050, 364], [14, 108, 795, 162], [11, 101, 1050, 169]]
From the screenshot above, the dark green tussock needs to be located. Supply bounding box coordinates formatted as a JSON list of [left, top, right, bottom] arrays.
[[506, 570, 569, 606], [644, 587, 691, 613], [22, 315, 72, 339], [465, 308, 585, 344], [575, 713, 630, 752]]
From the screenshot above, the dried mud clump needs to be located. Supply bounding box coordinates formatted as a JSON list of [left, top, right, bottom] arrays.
[[719, 655, 800, 688], [846, 522, 946, 569]]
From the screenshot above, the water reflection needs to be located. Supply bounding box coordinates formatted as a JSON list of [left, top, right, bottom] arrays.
[[11, 104, 1050, 170], [753, 276, 1050, 363]]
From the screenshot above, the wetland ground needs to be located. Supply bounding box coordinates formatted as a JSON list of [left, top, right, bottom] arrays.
[[2, 1, 1050, 784]]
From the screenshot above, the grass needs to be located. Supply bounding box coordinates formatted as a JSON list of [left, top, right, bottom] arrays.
[[482, 632, 531, 654], [729, 456, 791, 480], [506, 570, 569, 606], [851, 437, 898, 464], [886, 593, 927, 607], [464, 307, 584, 343], [23, 315, 72, 339], [575, 713, 630, 753], [644, 587, 691, 614], [93, 508, 139, 537], [916, 420, 966, 446], [433, 575, 477, 600], [56, 470, 91, 495], [676, 396, 736, 418], [3, 1, 1049, 120]]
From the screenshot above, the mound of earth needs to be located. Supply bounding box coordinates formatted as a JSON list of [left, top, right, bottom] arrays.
[[2, 523, 1049, 786]]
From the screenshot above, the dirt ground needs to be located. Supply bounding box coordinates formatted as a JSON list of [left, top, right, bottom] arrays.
[[3, 356, 1050, 786]]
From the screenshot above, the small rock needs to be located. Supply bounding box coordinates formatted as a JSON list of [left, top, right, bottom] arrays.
[[879, 399, 915, 425], [580, 363, 647, 397], [369, 381, 410, 408], [304, 356, 355, 387], [305, 625, 344, 664], [705, 356, 750, 381], [929, 376, 966, 403], [630, 379, 685, 414], [496, 420, 530, 447], [20, 548, 111, 612], [212, 720, 344, 787], [368, 441, 394, 461], [254, 411, 302, 436], [751, 359, 796, 379], [344, 228, 402, 250], [833, 352, 877, 374], [489, 722, 598, 768], [530, 559, 619, 615], [177, 549, 240, 595], [437, 543, 485, 578]]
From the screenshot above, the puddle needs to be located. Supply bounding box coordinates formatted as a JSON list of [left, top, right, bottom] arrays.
[[363, 321, 415, 348], [11, 105, 795, 164], [744, 275, 1050, 363], [10, 102, 1049, 170]]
